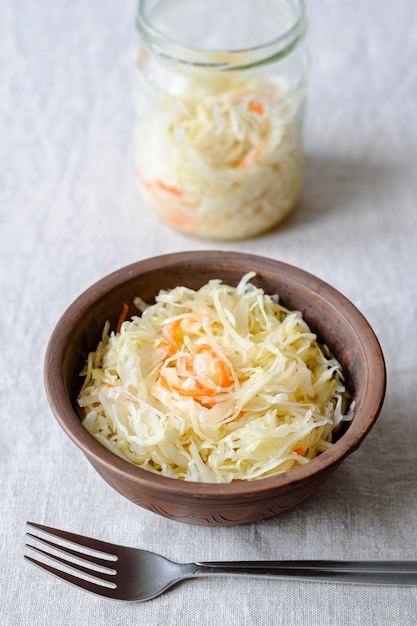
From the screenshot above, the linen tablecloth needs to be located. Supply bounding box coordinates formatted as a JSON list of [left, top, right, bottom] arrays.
[[1, 0, 417, 624]]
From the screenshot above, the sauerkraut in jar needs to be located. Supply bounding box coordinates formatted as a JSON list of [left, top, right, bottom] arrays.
[[135, 0, 308, 239]]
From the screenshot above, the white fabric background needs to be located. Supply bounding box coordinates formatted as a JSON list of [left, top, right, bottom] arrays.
[[1, 0, 417, 624]]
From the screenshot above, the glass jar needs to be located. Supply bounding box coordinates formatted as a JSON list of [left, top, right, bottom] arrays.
[[135, 0, 308, 240]]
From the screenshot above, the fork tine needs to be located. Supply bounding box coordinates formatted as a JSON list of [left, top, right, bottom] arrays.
[[25, 543, 116, 582], [24, 554, 117, 599], [26, 531, 116, 569], [26, 522, 119, 557]]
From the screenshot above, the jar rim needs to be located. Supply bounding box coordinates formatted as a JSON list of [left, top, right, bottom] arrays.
[[136, 0, 306, 71]]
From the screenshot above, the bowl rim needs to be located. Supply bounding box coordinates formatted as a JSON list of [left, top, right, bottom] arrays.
[[44, 250, 386, 501]]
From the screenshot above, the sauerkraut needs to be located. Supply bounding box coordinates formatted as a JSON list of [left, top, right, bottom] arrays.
[[78, 274, 353, 483], [135, 72, 305, 239]]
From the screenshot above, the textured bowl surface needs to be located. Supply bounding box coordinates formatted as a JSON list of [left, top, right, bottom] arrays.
[[44, 251, 386, 526]]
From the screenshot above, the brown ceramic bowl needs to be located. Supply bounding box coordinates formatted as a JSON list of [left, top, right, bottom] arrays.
[[44, 251, 386, 526]]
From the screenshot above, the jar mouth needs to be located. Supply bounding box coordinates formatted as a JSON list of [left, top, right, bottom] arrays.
[[136, 0, 306, 71]]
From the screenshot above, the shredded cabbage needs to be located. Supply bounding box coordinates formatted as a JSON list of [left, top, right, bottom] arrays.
[[135, 73, 305, 239], [78, 273, 353, 483]]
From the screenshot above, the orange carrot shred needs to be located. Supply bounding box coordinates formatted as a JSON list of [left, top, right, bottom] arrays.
[[169, 319, 183, 348], [136, 171, 184, 197], [248, 100, 265, 116], [158, 371, 216, 398], [252, 145, 262, 160], [239, 145, 262, 169], [167, 214, 194, 227], [116, 302, 129, 334], [155, 180, 183, 196], [157, 340, 175, 358], [195, 344, 233, 388]]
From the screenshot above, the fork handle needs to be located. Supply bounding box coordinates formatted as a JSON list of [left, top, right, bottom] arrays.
[[193, 561, 417, 586]]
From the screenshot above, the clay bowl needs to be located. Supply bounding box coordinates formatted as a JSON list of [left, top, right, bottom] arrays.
[[44, 251, 386, 526]]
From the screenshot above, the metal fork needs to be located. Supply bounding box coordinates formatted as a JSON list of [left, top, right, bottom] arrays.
[[25, 522, 417, 602]]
